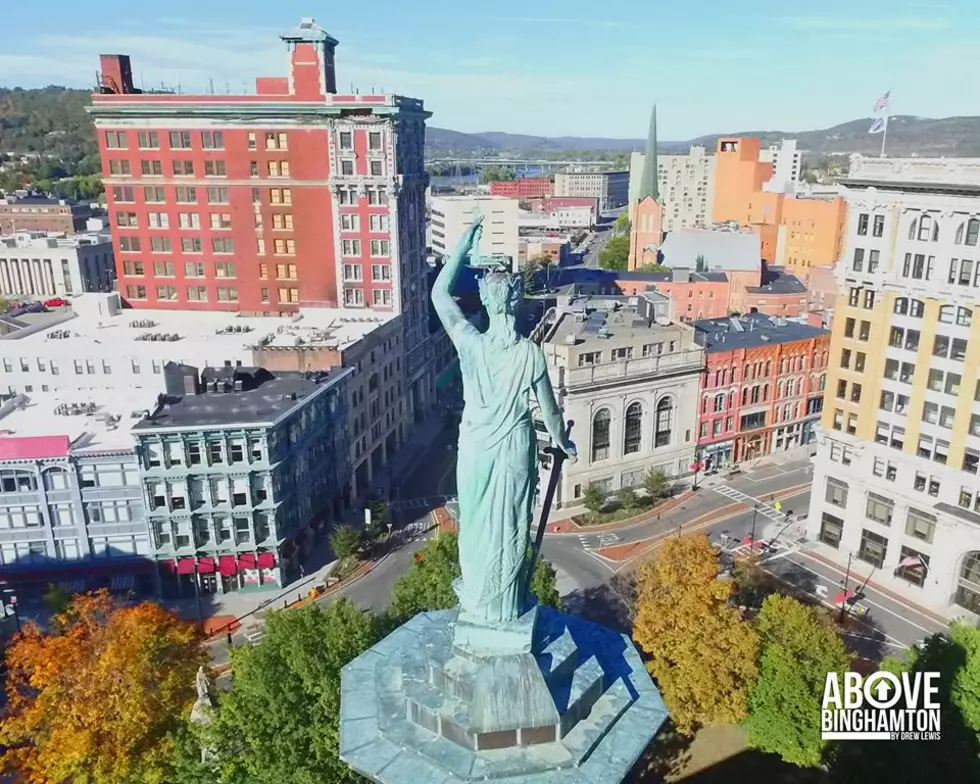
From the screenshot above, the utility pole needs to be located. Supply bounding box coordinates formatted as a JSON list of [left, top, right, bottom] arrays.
[[749, 502, 758, 549], [838, 552, 853, 624]]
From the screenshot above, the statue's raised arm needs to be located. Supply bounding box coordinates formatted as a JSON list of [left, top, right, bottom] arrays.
[[432, 216, 483, 343]]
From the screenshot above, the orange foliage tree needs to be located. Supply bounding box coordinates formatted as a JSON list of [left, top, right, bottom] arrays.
[[0, 589, 207, 783], [633, 534, 759, 735]]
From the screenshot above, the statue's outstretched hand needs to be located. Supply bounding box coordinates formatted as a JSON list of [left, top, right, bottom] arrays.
[[562, 440, 578, 464], [467, 215, 484, 247]]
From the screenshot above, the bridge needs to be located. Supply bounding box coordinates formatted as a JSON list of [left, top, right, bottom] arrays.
[[425, 157, 621, 168]]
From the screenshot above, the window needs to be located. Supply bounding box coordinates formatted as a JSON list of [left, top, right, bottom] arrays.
[[844, 317, 855, 338], [339, 131, 353, 150], [819, 512, 843, 548], [138, 131, 159, 149], [122, 261, 144, 276], [624, 403, 642, 455], [187, 286, 207, 301], [341, 214, 359, 231], [141, 159, 163, 176], [372, 289, 392, 306], [172, 160, 194, 176], [119, 236, 139, 252], [591, 409, 611, 461], [272, 213, 294, 230], [865, 493, 893, 526], [905, 508, 936, 544], [858, 320, 870, 341], [848, 287, 860, 307], [204, 160, 226, 177], [153, 261, 175, 277], [857, 213, 869, 235], [371, 264, 391, 281], [181, 237, 202, 253], [342, 239, 361, 256], [108, 159, 130, 175], [278, 287, 300, 303], [112, 186, 135, 202], [368, 131, 382, 150], [654, 398, 673, 447], [341, 160, 355, 176], [169, 131, 192, 149], [836, 379, 847, 399], [267, 160, 290, 177], [852, 250, 864, 273], [217, 287, 238, 302], [105, 131, 127, 149], [265, 132, 288, 150], [125, 285, 147, 300], [175, 186, 197, 203], [155, 285, 177, 300], [825, 477, 848, 507], [116, 211, 138, 228], [211, 237, 234, 254], [214, 261, 237, 278], [858, 529, 888, 568], [147, 212, 169, 229], [210, 213, 232, 229], [343, 288, 363, 306], [248, 132, 257, 150], [276, 263, 298, 280], [850, 383, 862, 404], [578, 351, 601, 366], [273, 238, 296, 255], [207, 187, 229, 204], [370, 159, 383, 176], [863, 290, 875, 309], [868, 249, 880, 272], [872, 214, 884, 237], [958, 307, 974, 327], [184, 261, 205, 277], [201, 131, 224, 149]]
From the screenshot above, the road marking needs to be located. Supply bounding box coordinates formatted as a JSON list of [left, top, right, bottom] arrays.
[[778, 553, 944, 638], [711, 484, 798, 524], [578, 534, 593, 551]]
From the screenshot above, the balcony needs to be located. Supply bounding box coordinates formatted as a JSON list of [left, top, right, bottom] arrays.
[[565, 349, 704, 390]]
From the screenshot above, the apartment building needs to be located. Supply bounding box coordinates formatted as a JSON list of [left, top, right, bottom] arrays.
[[0, 231, 115, 298], [0, 194, 94, 235], [488, 178, 552, 199], [430, 195, 519, 263], [693, 314, 829, 468], [554, 170, 628, 212], [629, 147, 715, 232], [537, 292, 703, 508], [135, 364, 350, 596], [88, 18, 436, 420], [805, 154, 980, 620]]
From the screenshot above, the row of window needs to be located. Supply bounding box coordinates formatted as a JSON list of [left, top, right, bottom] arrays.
[[106, 130, 295, 152], [340, 214, 390, 232], [340, 239, 391, 257], [577, 341, 677, 367], [152, 514, 272, 550], [343, 288, 393, 307], [124, 285, 300, 305], [864, 418, 980, 475], [342, 264, 392, 282], [117, 235, 298, 257], [706, 354, 827, 388], [591, 400, 674, 461], [905, 214, 980, 246], [0, 537, 150, 565]]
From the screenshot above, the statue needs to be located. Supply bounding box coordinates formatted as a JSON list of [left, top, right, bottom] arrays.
[[432, 216, 576, 626], [189, 666, 214, 731], [195, 665, 211, 702]]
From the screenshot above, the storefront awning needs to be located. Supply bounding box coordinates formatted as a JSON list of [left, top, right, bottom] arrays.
[[197, 557, 216, 574], [176, 558, 196, 575], [218, 555, 238, 576], [238, 553, 257, 570], [257, 552, 276, 569]]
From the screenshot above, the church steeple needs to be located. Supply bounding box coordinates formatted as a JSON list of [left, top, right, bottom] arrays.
[[638, 104, 659, 202]]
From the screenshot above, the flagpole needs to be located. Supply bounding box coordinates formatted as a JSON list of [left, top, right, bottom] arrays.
[[880, 114, 889, 158]]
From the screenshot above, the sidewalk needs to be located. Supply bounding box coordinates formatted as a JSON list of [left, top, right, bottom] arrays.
[[385, 410, 450, 500]]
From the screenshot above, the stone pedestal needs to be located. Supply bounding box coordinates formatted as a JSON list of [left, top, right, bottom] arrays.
[[339, 607, 668, 783]]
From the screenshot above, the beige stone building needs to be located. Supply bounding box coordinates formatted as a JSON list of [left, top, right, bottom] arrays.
[[553, 170, 629, 212], [629, 147, 715, 232]]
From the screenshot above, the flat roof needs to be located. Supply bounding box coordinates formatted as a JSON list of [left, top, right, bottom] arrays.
[[692, 313, 828, 351], [0, 389, 155, 454], [0, 295, 394, 352], [545, 293, 682, 347], [745, 269, 806, 295], [133, 367, 349, 431]]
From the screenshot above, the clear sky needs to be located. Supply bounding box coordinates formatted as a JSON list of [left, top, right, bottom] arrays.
[[0, 0, 973, 140]]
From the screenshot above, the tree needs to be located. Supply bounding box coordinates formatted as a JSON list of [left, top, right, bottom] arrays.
[[827, 625, 980, 780], [633, 535, 759, 735], [598, 235, 630, 270], [0, 590, 206, 784], [520, 259, 539, 295], [478, 165, 516, 184], [617, 486, 639, 510], [366, 497, 391, 540], [205, 599, 379, 784], [695, 254, 706, 272], [742, 594, 850, 767], [614, 212, 631, 234], [388, 532, 562, 622], [635, 263, 671, 273], [330, 524, 361, 560], [583, 483, 606, 514], [642, 467, 669, 500], [41, 582, 71, 615]]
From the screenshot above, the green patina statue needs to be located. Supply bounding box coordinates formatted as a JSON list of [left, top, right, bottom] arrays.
[[432, 216, 576, 627]]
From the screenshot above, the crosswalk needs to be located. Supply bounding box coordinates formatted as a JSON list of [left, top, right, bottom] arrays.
[[711, 484, 787, 523], [578, 532, 622, 552]]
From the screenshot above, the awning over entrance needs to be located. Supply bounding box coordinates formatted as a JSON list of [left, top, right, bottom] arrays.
[[197, 557, 216, 574], [176, 558, 196, 575], [218, 555, 238, 576], [257, 552, 276, 569]]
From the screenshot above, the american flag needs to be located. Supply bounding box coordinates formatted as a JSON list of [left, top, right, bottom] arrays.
[[873, 91, 890, 112]]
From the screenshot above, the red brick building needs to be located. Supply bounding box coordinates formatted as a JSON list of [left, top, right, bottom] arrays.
[[692, 313, 829, 468], [0, 194, 93, 235], [488, 178, 552, 199], [89, 18, 436, 417]]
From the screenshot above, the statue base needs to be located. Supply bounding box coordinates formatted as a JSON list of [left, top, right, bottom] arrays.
[[339, 607, 669, 784]]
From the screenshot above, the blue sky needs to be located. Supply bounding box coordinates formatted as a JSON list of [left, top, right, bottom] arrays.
[[1, 0, 973, 139]]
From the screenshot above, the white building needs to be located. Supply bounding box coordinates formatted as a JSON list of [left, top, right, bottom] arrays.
[[805, 154, 980, 620], [536, 292, 703, 509], [430, 195, 519, 264], [518, 205, 594, 231], [0, 230, 115, 298], [760, 140, 802, 189], [629, 147, 716, 232], [553, 170, 629, 212]]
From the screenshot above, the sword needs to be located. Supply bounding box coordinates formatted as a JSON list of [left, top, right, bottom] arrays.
[[525, 420, 573, 601]]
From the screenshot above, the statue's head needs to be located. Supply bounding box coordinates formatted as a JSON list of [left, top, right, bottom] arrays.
[[478, 271, 523, 316]]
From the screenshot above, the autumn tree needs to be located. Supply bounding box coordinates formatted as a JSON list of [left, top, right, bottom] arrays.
[[205, 598, 379, 784], [0, 590, 206, 784], [388, 532, 562, 621], [633, 534, 759, 735], [742, 594, 850, 767]]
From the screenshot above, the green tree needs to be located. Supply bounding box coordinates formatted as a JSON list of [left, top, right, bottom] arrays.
[[614, 212, 631, 234], [642, 467, 669, 500], [598, 235, 630, 270], [41, 582, 72, 615], [617, 486, 639, 510], [827, 625, 980, 780], [694, 254, 706, 272], [478, 165, 516, 184], [520, 259, 539, 295], [636, 263, 671, 273], [742, 594, 850, 767], [205, 599, 378, 784], [388, 532, 562, 621], [366, 498, 391, 540], [633, 535, 759, 735], [583, 483, 606, 513], [329, 524, 361, 561]]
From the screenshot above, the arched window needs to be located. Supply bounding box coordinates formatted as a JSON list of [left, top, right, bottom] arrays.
[[956, 222, 965, 244], [894, 297, 908, 315], [955, 552, 980, 615], [910, 299, 925, 318], [939, 305, 955, 324], [957, 307, 973, 328], [654, 398, 673, 448], [623, 403, 642, 455], [908, 218, 917, 241], [968, 218, 980, 247], [42, 467, 69, 491], [714, 393, 724, 412], [591, 409, 611, 462]]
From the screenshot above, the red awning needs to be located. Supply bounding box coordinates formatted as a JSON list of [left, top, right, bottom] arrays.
[[218, 555, 238, 576], [161, 560, 178, 575], [197, 557, 216, 574], [238, 553, 257, 570], [257, 552, 276, 569], [176, 558, 196, 575]]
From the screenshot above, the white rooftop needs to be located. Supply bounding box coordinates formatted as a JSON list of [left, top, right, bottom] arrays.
[[0, 390, 151, 454], [0, 230, 112, 250]]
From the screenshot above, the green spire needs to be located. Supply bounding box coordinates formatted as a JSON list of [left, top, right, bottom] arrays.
[[638, 104, 659, 202]]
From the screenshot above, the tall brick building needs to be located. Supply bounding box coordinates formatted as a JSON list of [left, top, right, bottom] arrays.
[[88, 18, 435, 418]]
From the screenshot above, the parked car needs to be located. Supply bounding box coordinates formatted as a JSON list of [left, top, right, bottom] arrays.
[[44, 297, 70, 308]]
